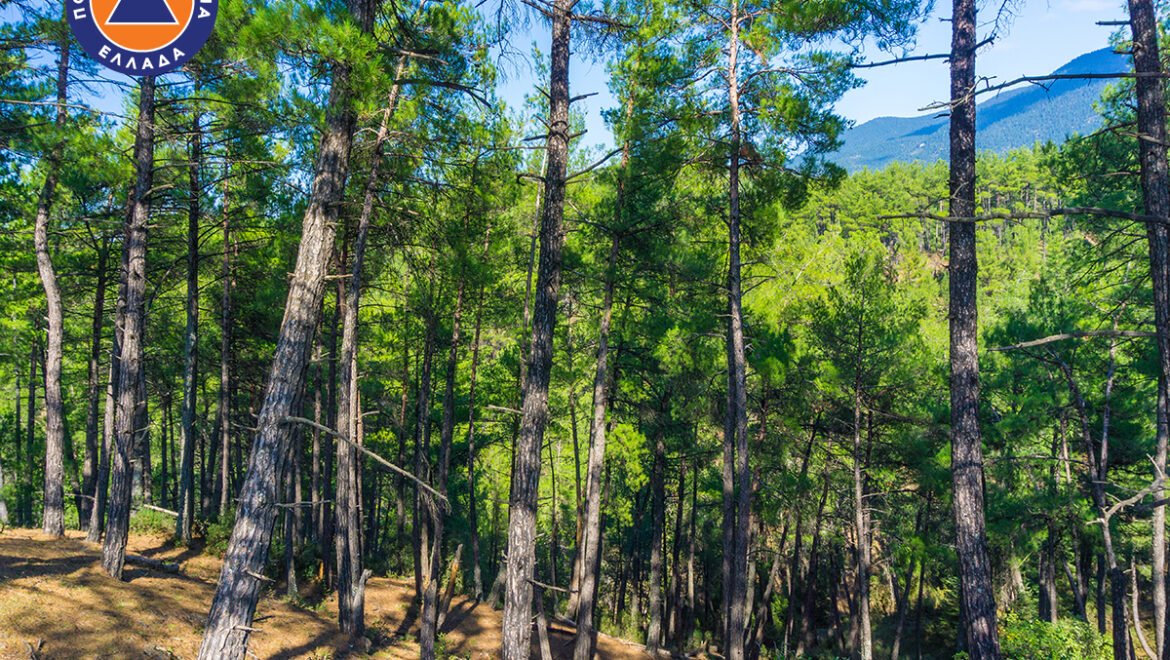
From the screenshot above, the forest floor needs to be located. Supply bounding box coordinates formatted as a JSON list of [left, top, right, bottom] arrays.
[[0, 529, 653, 659]]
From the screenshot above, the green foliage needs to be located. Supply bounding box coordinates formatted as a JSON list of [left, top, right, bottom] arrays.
[[204, 511, 236, 558], [998, 613, 1111, 660], [129, 508, 177, 537]]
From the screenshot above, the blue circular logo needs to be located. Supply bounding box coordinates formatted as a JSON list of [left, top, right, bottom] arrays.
[[67, 0, 217, 76]]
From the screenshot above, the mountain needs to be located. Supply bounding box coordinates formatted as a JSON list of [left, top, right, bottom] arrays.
[[832, 48, 1128, 172]]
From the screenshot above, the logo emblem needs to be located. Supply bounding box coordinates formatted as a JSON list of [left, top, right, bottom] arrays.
[[67, 0, 217, 76]]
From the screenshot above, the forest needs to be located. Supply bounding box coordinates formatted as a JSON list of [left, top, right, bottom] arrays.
[[3, 0, 1170, 657]]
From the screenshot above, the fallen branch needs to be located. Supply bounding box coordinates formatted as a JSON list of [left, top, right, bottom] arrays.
[[528, 577, 576, 594], [988, 330, 1155, 352], [1093, 456, 1166, 524], [272, 500, 331, 509], [125, 553, 181, 574], [282, 417, 448, 509], [141, 504, 179, 517], [245, 570, 274, 583], [880, 206, 1163, 225], [566, 147, 624, 182]]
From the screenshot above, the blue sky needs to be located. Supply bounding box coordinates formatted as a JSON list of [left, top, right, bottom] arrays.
[[9, 0, 1124, 149], [497, 0, 1126, 151]]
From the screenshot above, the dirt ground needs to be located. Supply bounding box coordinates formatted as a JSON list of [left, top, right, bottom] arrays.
[[0, 529, 652, 659]]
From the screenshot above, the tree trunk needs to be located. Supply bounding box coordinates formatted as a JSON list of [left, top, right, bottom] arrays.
[[723, 3, 752, 656], [101, 76, 156, 578], [422, 267, 465, 657], [852, 385, 872, 660], [466, 276, 487, 600], [1060, 340, 1130, 660], [685, 455, 698, 647], [24, 336, 36, 527], [893, 497, 929, 660], [81, 237, 110, 531], [914, 559, 928, 660], [136, 366, 152, 506], [1098, 554, 1107, 635], [413, 309, 437, 602], [669, 459, 687, 649], [35, 17, 71, 538], [948, 0, 1000, 654], [219, 176, 234, 519], [571, 238, 622, 659], [337, 56, 408, 637], [88, 337, 117, 542], [196, 0, 375, 649], [500, 0, 572, 654], [1039, 521, 1059, 623], [1125, 1, 1170, 654], [646, 431, 667, 653], [312, 345, 324, 548], [160, 391, 171, 508], [176, 113, 202, 543], [1134, 556, 1156, 660], [285, 447, 298, 599], [800, 472, 831, 655]]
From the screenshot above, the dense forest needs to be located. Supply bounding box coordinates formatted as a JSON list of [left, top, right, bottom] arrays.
[[4, 0, 1170, 658]]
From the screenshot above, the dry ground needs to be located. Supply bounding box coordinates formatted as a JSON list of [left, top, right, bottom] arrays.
[[0, 529, 652, 659]]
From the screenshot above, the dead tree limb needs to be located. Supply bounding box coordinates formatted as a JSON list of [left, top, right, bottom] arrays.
[[281, 417, 448, 509], [989, 330, 1155, 352]]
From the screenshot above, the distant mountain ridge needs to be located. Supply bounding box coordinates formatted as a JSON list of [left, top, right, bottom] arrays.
[[833, 48, 1128, 172]]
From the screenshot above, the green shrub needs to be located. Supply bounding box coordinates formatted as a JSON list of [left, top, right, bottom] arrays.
[[204, 510, 235, 557], [997, 612, 1110, 660], [129, 507, 174, 536]]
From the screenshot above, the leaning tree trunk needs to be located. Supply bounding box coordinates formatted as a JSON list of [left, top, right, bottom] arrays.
[[336, 54, 408, 637], [724, 2, 752, 656], [176, 112, 202, 543], [947, 0, 1001, 656], [1125, 0, 1170, 653], [35, 17, 71, 538], [500, 0, 572, 654], [196, 1, 375, 653], [101, 76, 155, 578]]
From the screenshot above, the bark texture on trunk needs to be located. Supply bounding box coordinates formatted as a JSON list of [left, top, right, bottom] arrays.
[[82, 238, 110, 531], [500, 0, 571, 655], [947, 0, 1000, 655], [196, 1, 374, 650], [646, 432, 667, 652], [1125, 1, 1170, 653], [572, 235, 621, 660], [338, 56, 407, 639], [422, 267, 465, 657], [176, 113, 202, 543], [36, 20, 71, 538], [466, 281, 486, 600], [88, 340, 117, 541], [101, 76, 156, 578], [852, 388, 872, 660], [724, 2, 752, 655], [219, 184, 234, 519]]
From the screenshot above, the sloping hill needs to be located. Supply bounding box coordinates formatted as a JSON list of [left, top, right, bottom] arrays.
[[0, 530, 652, 659], [834, 48, 1128, 172]]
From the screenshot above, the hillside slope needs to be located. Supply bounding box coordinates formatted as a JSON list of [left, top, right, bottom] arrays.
[[0, 530, 651, 660], [834, 48, 1127, 171]]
